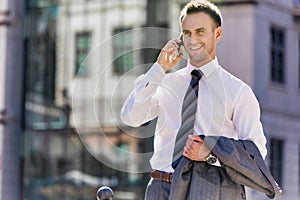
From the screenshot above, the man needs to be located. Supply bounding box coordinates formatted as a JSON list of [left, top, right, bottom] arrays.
[[121, 0, 275, 199]]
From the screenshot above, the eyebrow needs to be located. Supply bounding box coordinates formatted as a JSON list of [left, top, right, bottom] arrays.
[[182, 27, 206, 34], [196, 27, 206, 32]]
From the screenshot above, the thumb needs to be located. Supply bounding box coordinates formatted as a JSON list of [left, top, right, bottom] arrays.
[[173, 53, 183, 62]]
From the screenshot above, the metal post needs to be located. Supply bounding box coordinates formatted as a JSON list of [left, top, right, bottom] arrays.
[[0, 0, 24, 199]]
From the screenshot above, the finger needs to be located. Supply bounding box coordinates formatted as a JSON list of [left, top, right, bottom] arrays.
[[186, 142, 201, 156], [169, 40, 179, 49], [162, 41, 177, 50], [184, 146, 188, 153], [174, 38, 182, 43], [162, 47, 175, 54], [169, 53, 181, 63], [184, 145, 191, 154], [185, 140, 191, 148], [185, 136, 197, 147], [183, 147, 193, 160], [165, 40, 179, 51], [183, 151, 189, 158], [191, 141, 202, 149], [188, 135, 203, 143], [173, 53, 183, 62], [161, 38, 182, 54], [183, 147, 188, 156]]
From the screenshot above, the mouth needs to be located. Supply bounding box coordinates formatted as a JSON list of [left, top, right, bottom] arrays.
[[189, 45, 203, 51]]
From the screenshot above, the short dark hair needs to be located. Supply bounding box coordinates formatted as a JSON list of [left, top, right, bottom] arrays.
[[180, 0, 223, 28]]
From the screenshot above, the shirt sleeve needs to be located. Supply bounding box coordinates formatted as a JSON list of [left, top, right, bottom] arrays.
[[233, 84, 267, 159], [120, 62, 165, 127]]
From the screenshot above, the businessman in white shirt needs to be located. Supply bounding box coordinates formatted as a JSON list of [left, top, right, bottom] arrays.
[[121, 0, 268, 199]]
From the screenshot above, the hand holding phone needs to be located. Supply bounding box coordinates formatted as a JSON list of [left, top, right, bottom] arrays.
[[158, 34, 184, 71], [171, 34, 183, 59]]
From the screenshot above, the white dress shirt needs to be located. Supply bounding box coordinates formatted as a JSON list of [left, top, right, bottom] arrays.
[[121, 58, 267, 173]]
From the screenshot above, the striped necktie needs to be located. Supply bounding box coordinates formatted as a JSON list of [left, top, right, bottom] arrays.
[[172, 69, 202, 168]]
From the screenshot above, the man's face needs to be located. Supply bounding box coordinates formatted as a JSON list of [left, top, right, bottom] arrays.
[[181, 12, 222, 67]]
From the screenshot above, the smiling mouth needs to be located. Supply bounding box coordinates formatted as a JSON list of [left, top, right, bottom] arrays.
[[190, 46, 203, 51]]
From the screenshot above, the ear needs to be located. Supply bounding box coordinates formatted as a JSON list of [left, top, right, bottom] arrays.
[[215, 26, 222, 42]]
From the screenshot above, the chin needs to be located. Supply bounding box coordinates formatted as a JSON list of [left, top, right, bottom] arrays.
[[190, 57, 205, 64]]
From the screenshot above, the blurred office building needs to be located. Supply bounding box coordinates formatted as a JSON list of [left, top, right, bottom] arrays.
[[0, 0, 300, 199]]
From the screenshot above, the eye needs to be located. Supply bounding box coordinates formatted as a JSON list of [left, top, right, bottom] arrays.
[[197, 29, 205, 34], [183, 31, 191, 37]]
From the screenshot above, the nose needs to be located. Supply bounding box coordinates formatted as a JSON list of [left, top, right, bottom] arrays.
[[185, 35, 198, 45]]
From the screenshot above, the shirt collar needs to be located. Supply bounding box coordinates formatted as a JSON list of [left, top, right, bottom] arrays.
[[186, 57, 219, 78]]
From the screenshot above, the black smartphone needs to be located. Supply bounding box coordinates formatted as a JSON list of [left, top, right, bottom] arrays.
[[177, 34, 183, 55]]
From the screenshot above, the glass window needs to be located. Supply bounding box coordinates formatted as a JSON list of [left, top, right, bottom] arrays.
[[270, 27, 285, 84], [22, 130, 110, 200], [112, 28, 134, 75], [75, 32, 91, 76], [269, 138, 284, 186], [23, 4, 57, 101]]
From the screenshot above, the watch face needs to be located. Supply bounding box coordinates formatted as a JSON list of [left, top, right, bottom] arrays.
[[207, 155, 217, 165]]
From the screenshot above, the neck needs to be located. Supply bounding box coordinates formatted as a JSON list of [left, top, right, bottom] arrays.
[[190, 57, 215, 68]]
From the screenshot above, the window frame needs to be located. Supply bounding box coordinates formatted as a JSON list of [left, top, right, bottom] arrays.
[[74, 31, 91, 77], [112, 27, 134, 75], [270, 26, 286, 84], [269, 138, 284, 187]]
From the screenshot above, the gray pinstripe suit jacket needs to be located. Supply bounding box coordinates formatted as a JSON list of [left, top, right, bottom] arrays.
[[169, 136, 282, 200]]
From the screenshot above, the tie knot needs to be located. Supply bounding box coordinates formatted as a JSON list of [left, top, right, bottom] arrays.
[[191, 69, 202, 81]]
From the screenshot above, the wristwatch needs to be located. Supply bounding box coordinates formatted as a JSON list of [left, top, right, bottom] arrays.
[[206, 153, 217, 165]]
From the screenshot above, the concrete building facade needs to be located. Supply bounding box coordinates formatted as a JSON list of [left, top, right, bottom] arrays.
[[215, 1, 300, 199]]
